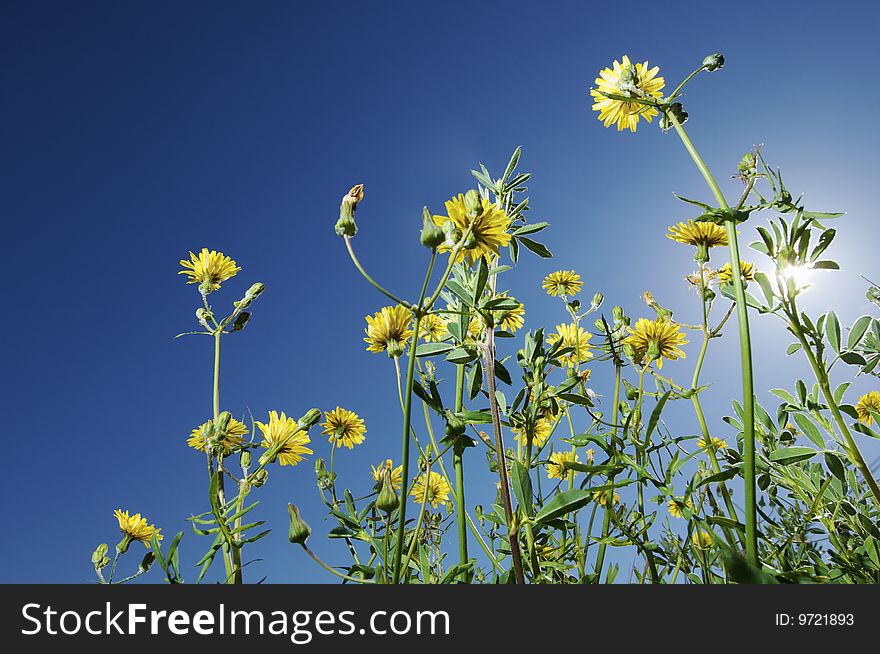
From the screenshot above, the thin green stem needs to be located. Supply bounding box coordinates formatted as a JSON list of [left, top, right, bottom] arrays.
[[594, 360, 621, 580], [343, 237, 410, 308], [453, 364, 470, 581], [302, 545, 375, 584], [668, 110, 758, 565]]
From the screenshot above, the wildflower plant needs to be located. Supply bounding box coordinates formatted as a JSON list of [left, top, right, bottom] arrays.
[[92, 53, 880, 585]]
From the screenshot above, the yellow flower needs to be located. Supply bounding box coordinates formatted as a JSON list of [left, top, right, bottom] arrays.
[[697, 436, 728, 451], [542, 270, 583, 297], [494, 293, 525, 333], [590, 55, 665, 132], [371, 459, 403, 491], [855, 391, 880, 426], [409, 471, 452, 508], [667, 498, 693, 519], [322, 407, 366, 449], [114, 509, 162, 548], [512, 418, 555, 448], [667, 220, 729, 250], [187, 418, 248, 456], [593, 490, 620, 507], [178, 248, 241, 293], [692, 529, 713, 549], [625, 318, 687, 369], [546, 450, 579, 480], [364, 305, 413, 356], [420, 314, 447, 342], [432, 194, 511, 265], [716, 261, 756, 283], [547, 322, 593, 368], [256, 410, 313, 466]]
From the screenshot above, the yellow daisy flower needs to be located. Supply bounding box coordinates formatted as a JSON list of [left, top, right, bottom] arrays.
[[697, 436, 728, 452], [494, 293, 525, 333], [371, 459, 403, 491], [593, 490, 620, 507], [546, 450, 579, 480], [420, 313, 447, 342], [547, 322, 594, 368], [432, 194, 511, 265], [178, 248, 241, 293], [542, 270, 583, 297], [409, 471, 452, 508], [856, 391, 880, 426], [321, 407, 366, 449], [692, 529, 713, 549], [256, 410, 313, 466], [716, 261, 756, 283], [625, 318, 687, 368], [114, 509, 162, 548], [667, 497, 693, 519], [364, 305, 413, 356], [667, 220, 729, 249], [187, 417, 248, 456], [590, 55, 665, 132], [512, 417, 555, 448]]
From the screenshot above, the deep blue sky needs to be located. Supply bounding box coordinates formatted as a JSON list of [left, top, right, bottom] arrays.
[[2, 0, 879, 582]]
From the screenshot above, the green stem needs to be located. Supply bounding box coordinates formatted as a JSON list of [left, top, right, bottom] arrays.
[[344, 236, 410, 308], [668, 111, 758, 566], [453, 364, 470, 581], [391, 256, 435, 584], [594, 360, 621, 580], [302, 545, 375, 584], [211, 331, 237, 582]]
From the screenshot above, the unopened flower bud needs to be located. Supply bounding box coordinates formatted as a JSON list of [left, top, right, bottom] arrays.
[[297, 408, 322, 430], [376, 470, 400, 514], [240, 449, 252, 469], [92, 544, 109, 569], [139, 551, 156, 573], [464, 189, 483, 220], [568, 299, 581, 314], [252, 469, 269, 487], [445, 410, 467, 440], [335, 184, 364, 238], [230, 311, 251, 332], [703, 53, 725, 72], [196, 307, 213, 329], [591, 292, 604, 309], [287, 503, 311, 545], [420, 207, 445, 249], [612, 305, 625, 323]]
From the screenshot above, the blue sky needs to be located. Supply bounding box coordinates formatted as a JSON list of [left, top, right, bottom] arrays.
[[2, 0, 879, 582]]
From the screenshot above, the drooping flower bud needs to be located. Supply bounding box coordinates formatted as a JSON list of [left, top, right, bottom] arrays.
[[335, 184, 364, 238], [376, 469, 400, 514], [702, 53, 725, 72], [287, 503, 311, 545], [420, 207, 445, 249]]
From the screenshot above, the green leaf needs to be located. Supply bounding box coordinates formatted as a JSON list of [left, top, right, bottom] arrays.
[[534, 489, 592, 524], [510, 460, 533, 517], [446, 347, 477, 364], [793, 414, 825, 448], [786, 343, 802, 355], [847, 315, 873, 349], [824, 452, 846, 482], [512, 222, 549, 236], [645, 391, 671, 439], [769, 446, 817, 465], [811, 260, 840, 270], [415, 342, 454, 358], [467, 359, 482, 400], [516, 236, 553, 258], [825, 311, 841, 353]]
